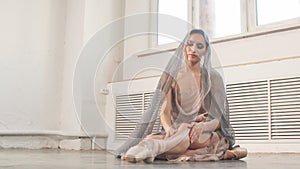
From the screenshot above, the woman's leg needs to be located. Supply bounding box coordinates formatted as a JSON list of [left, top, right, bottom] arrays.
[[125, 124, 190, 163], [162, 123, 190, 154], [164, 123, 212, 154], [125, 123, 212, 163]]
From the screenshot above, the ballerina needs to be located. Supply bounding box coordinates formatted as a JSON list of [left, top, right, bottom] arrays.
[[116, 29, 247, 163]]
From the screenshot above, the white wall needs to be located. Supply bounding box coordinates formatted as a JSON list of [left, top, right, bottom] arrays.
[[0, 0, 66, 132], [60, 0, 85, 135], [60, 0, 125, 150], [59, 0, 124, 137], [123, 0, 153, 79], [214, 29, 300, 83], [0, 0, 124, 149], [80, 0, 124, 138]]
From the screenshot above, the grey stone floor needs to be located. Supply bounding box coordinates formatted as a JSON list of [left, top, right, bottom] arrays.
[[0, 149, 299, 169]]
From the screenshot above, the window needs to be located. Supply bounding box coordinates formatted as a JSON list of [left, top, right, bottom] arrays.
[[155, 0, 300, 46], [157, 0, 189, 45], [256, 0, 300, 26], [209, 0, 242, 38]]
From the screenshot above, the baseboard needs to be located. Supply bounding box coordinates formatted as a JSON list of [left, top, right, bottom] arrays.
[[0, 135, 107, 150], [236, 140, 300, 153]]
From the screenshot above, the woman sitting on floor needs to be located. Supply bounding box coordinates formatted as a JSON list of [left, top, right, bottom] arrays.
[[116, 29, 247, 163]]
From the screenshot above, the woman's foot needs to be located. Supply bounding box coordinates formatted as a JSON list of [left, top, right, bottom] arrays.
[[124, 140, 157, 163], [223, 147, 247, 160]]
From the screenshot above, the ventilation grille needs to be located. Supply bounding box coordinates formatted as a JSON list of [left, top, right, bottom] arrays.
[[114, 76, 300, 141], [227, 76, 300, 141], [115, 92, 161, 140], [227, 80, 269, 140], [270, 77, 300, 139], [144, 92, 162, 133], [115, 93, 143, 140]]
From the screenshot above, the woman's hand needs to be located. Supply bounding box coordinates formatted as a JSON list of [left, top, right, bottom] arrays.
[[189, 122, 205, 144], [165, 127, 177, 139], [195, 112, 208, 122]]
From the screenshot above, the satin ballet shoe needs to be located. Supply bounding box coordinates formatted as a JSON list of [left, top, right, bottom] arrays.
[[124, 142, 156, 163], [224, 147, 248, 160]]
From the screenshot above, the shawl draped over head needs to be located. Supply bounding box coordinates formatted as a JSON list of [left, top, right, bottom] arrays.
[[115, 29, 235, 156]]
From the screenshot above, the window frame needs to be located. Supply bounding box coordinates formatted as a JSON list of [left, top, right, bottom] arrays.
[[248, 0, 300, 31], [151, 0, 300, 48], [150, 0, 193, 48]]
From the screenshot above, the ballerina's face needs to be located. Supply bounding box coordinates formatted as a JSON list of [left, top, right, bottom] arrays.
[[184, 33, 207, 64]]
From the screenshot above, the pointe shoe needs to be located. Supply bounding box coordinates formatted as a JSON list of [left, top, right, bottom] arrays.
[[124, 141, 156, 163], [224, 147, 247, 160]]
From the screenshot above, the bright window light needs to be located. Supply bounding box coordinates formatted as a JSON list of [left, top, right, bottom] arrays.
[[256, 0, 300, 25], [214, 0, 242, 38], [158, 0, 188, 45]]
